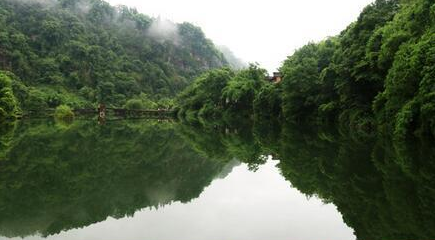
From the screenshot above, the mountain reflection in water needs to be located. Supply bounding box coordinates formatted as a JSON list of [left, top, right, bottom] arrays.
[[0, 119, 434, 240]]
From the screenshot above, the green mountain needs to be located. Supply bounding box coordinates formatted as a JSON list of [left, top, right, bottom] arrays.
[[0, 0, 228, 113]]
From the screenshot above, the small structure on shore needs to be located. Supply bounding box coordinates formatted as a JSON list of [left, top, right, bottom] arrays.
[[98, 104, 106, 124], [266, 72, 282, 84]]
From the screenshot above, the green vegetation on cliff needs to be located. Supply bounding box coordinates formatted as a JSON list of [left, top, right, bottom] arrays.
[[0, 0, 228, 111]]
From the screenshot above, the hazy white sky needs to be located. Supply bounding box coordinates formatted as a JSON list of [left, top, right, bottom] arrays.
[[106, 0, 375, 72]]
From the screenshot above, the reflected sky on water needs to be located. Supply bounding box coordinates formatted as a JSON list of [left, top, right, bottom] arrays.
[[1, 160, 353, 240]]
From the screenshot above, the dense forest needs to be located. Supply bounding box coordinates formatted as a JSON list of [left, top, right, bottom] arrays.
[[177, 0, 435, 139], [0, 0, 231, 117], [176, 64, 282, 121]]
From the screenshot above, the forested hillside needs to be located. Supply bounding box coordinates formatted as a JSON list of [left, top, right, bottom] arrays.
[[177, 0, 435, 138], [175, 64, 279, 121], [280, 0, 435, 138], [0, 0, 228, 115]]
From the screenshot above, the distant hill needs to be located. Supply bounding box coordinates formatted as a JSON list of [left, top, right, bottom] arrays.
[[217, 45, 247, 70], [0, 0, 228, 110]]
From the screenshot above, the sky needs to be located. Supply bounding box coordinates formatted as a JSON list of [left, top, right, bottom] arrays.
[[106, 0, 375, 72]]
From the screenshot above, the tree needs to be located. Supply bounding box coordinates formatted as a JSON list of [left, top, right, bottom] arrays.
[[253, 83, 282, 118], [0, 71, 18, 119], [222, 64, 267, 115]]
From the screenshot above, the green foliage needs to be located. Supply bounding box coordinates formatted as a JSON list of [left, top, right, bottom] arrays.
[[280, 39, 338, 122], [377, 30, 435, 137], [54, 104, 74, 121], [253, 83, 282, 118], [0, 121, 16, 161], [176, 64, 268, 120], [277, 0, 434, 137], [1, 116, 435, 240], [24, 88, 48, 110], [0, 0, 228, 110], [0, 71, 18, 119], [176, 118, 267, 170], [156, 97, 174, 109], [176, 67, 234, 119], [277, 0, 402, 130], [222, 64, 267, 115], [0, 120, 232, 238], [276, 122, 435, 240], [124, 99, 144, 110]]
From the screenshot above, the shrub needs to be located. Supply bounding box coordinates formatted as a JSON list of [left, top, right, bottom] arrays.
[[54, 105, 74, 121], [125, 99, 144, 110], [0, 71, 18, 119]]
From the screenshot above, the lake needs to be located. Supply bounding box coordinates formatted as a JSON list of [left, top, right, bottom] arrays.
[[0, 119, 434, 240]]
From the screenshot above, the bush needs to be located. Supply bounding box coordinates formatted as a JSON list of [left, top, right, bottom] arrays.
[[156, 98, 174, 109], [0, 71, 18, 119], [54, 105, 74, 121], [125, 99, 144, 110], [24, 89, 48, 110]]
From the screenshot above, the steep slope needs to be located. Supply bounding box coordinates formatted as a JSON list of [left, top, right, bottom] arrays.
[[0, 0, 228, 110]]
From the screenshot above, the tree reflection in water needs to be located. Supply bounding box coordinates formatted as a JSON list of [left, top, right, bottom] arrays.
[[0, 119, 434, 240]]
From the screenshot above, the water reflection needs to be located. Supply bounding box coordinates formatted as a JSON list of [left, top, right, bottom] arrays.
[[0, 120, 233, 238], [1, 160, 354, 240], [276, 124, 435, 240], [0, 119, 434, 240]]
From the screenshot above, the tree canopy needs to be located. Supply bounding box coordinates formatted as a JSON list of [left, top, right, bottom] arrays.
[[0, 71, 18, 119], [279, 0, 435, 138], [0, 0, 228, 110], [176, 64, 273, 121], [177, 0, 435, 138]]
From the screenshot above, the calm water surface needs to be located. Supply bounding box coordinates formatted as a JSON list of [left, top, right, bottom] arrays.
[[3, 160, 353, 240], [0, 119, 434, 240]]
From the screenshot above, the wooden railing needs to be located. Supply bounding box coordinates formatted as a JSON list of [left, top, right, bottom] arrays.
[[20, 106, 175, 120]]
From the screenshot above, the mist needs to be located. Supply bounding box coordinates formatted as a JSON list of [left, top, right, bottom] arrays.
[[147, 18, 181, 45], [76, 0, 92, 15], [9, 0, 93, 14], [9, 0, 58, 8], [9, 0, 184, 47]]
